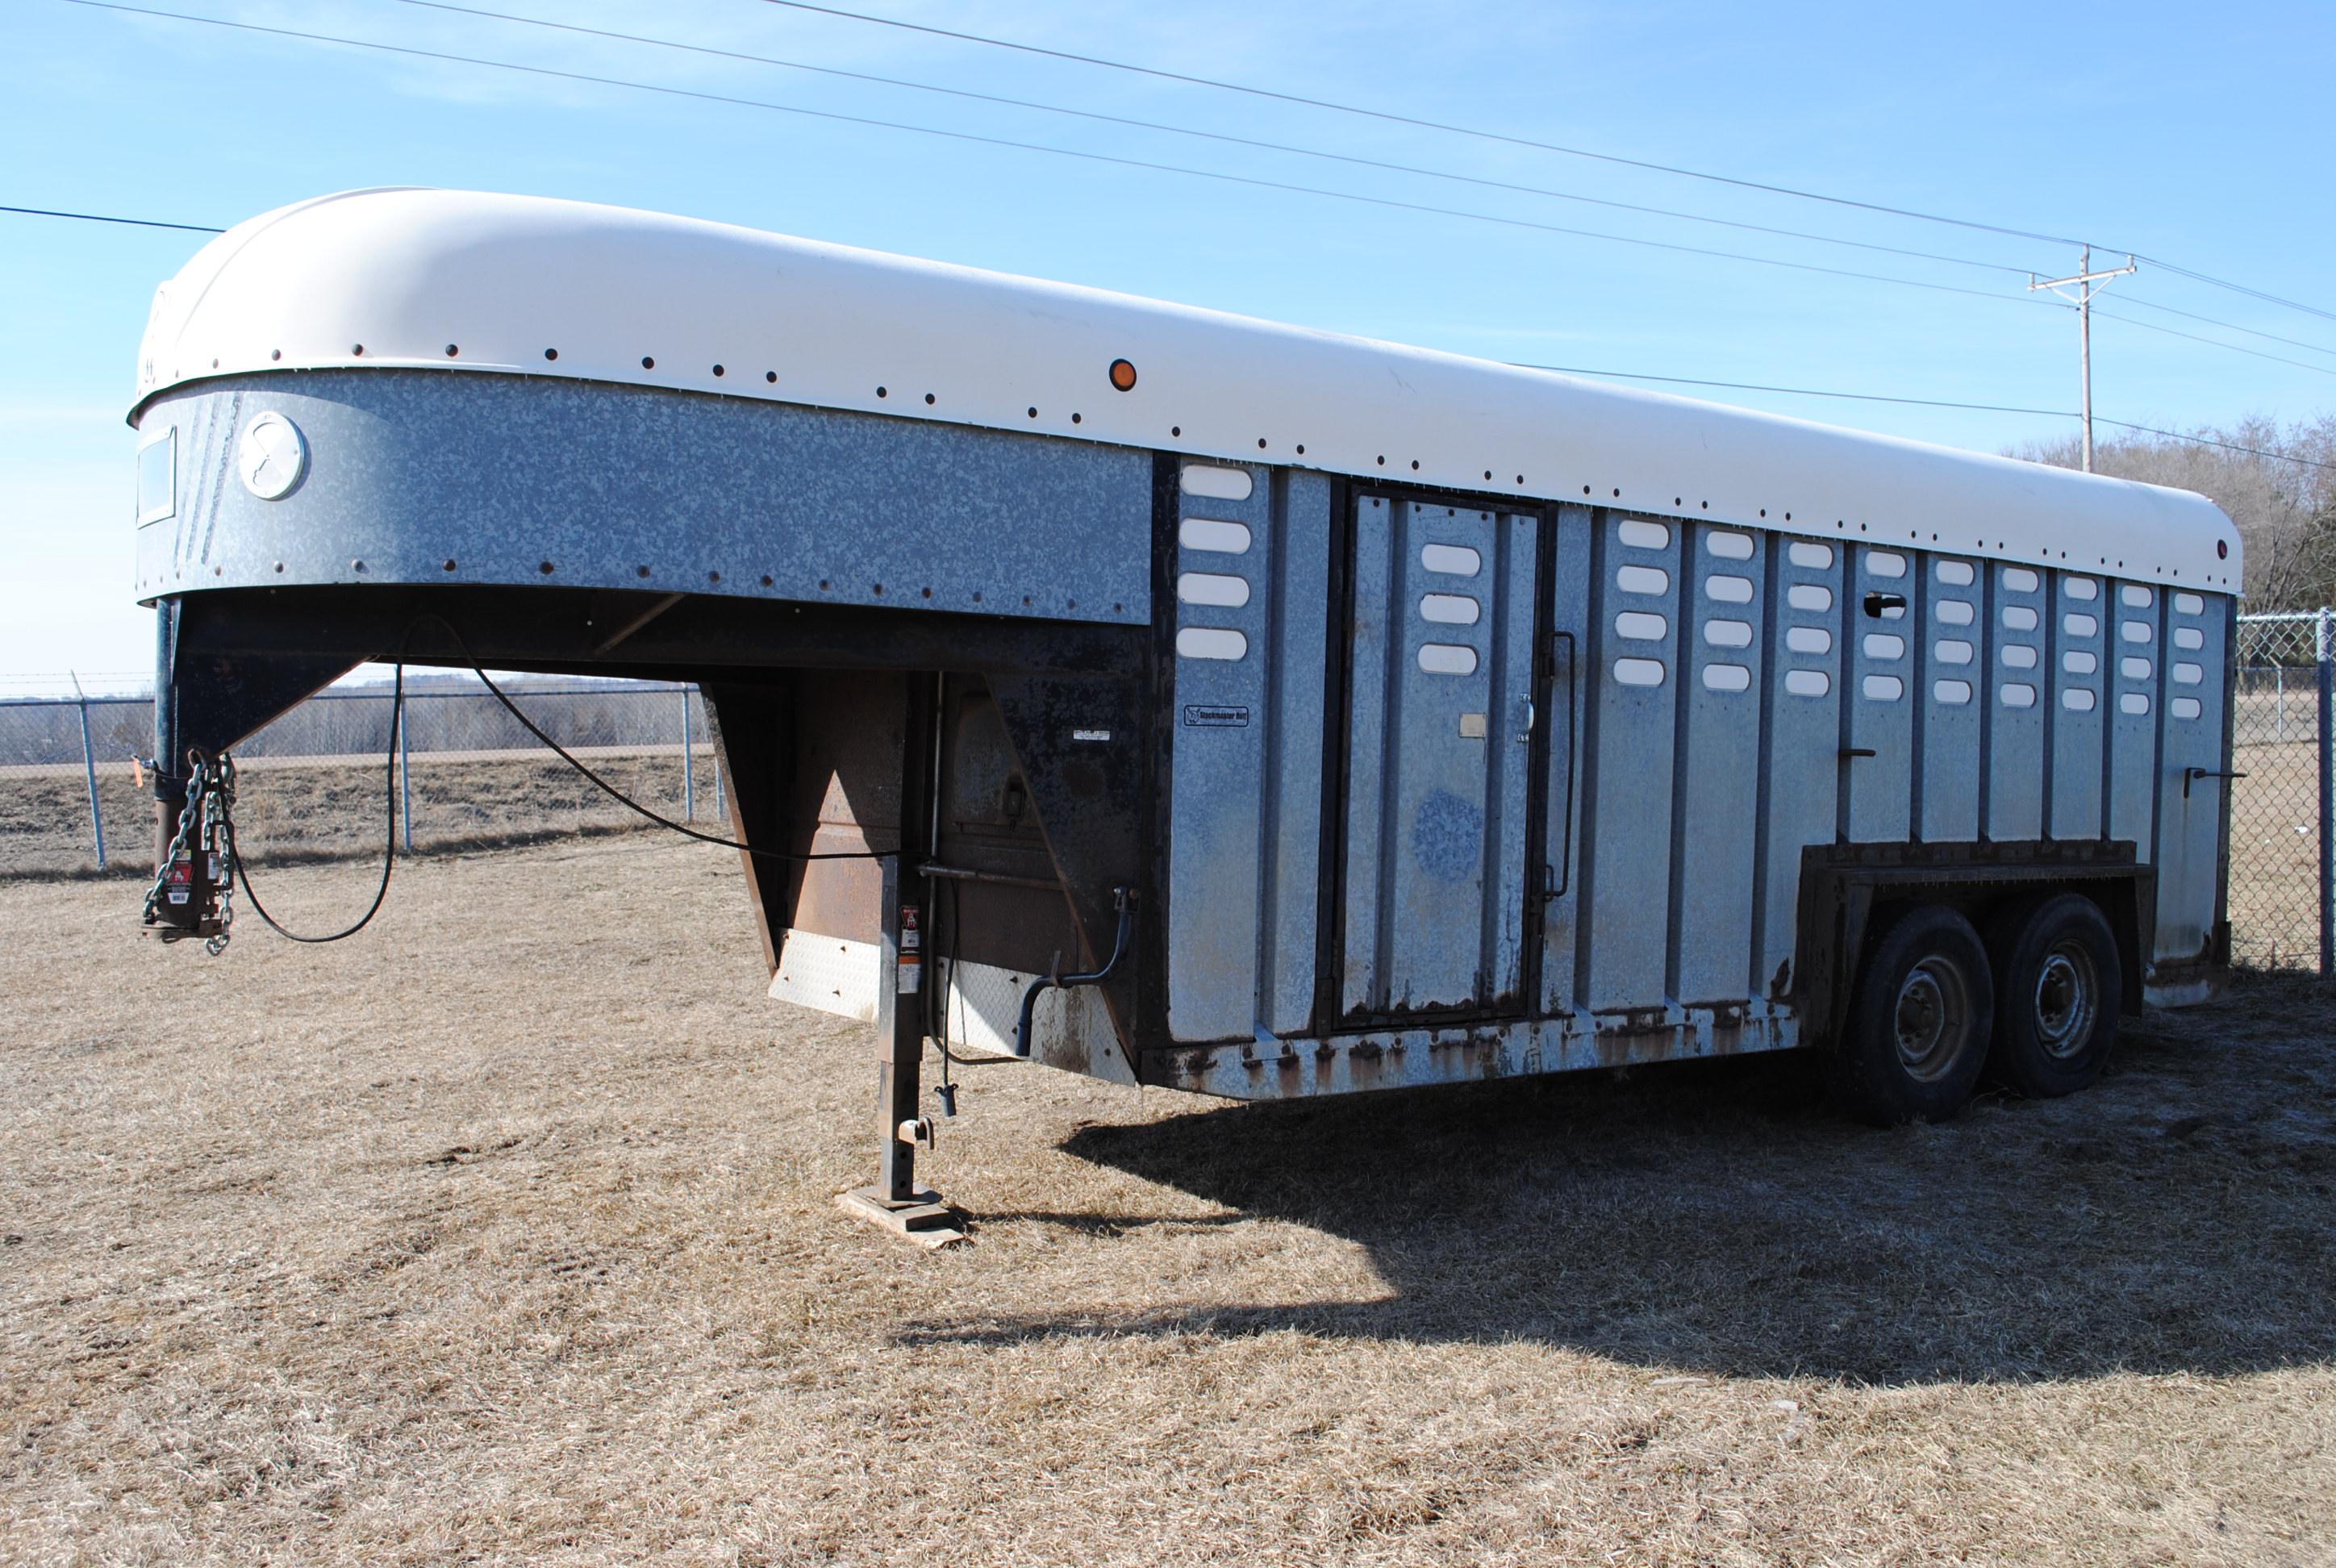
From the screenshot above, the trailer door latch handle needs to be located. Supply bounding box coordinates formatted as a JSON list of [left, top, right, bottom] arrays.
[[2183, 766, 2246, 799], [1840, 747, 1878, 760]]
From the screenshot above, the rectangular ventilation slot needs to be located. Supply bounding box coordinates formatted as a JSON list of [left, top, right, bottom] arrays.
[[2175, 592, 2205, 615], [1937, 599, 1975, 626], [2121, 622, 2153, 644], [2172, 661, 2203, 685], [1179, 517, 1253, 554], [1938, 561, 1975, 586], [1785, 626, 1831, 655], [1705, 574, 1754, 603], [2002, 567, 2040, 592], [1616, 565, 1671, 595], [2063, 649, 2098, 675], [2120, 692, 2151, 715], [1612, 657, 1666, 687], [1708, 531, 1754, 561], [1933, 679, 1973, 705], [2065, 613, 2099, 637], [1787, 542, 1834, 569], [2000, 683, 2037, 708], [1178, 571, 1251, 607], [1783, 669, 1830, 697], [1420, 592, 1481, 625], [1704, 618, 1753, 648], [1419, 643, 1479, 676], [1866, 552, 1908, 578], [1420, 542, 1480, 576], [2003, 605, 2039, 631], [2120, 656, 2152, 680], [1614, 611, 1667, 640], [2002, 644, 2039, 669], [2172, 696, 2203, 720], [2062, 687, 2098, 712], [2121, 585, 2155, 607], [1787, 583, 1832, 612], [1617, 519, 1671, 549], [1862, 673, 1904, 702], [1935, 640, 1974, 665], [1179, 464, 1253, 500], [2066, 577, 2100, 601], [1702, 662, 1751, 693], [1863, 632, 1905, 659], [1176, 626, 1246, 661], [2174, 627, 2205, 651]]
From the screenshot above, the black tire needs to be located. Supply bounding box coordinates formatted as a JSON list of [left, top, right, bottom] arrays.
[[1983, 892, 2122, 1099], [1830, 903, 1994, 1125]]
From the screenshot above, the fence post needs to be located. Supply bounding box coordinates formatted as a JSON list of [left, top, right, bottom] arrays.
[[398, 686, 413, 854], [72, 675, 106, 869], [682, 685, 695, 822], [2318, 608, 2333, 978]]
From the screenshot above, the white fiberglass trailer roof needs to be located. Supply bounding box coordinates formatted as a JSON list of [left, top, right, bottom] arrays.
[[134, 187, 2240, 592]]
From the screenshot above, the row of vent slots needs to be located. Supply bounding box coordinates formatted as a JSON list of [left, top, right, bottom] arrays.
[[1600, 524, 2213, 719]]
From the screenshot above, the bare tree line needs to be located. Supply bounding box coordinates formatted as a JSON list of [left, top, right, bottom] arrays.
[[2013, 415, 2336, 611]]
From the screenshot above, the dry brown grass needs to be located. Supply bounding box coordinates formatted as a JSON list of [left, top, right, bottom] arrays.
[[2, 836, 2333, 1565]]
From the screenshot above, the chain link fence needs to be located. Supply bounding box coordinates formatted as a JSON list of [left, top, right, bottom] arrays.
[[2231, 611, 2334, 973], [0, 678, 721, 878], [8, 624, 2335, 978]]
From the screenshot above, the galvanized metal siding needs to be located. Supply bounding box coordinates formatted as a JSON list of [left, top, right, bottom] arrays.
[[1842, 547, 1915, 842], [1576, 514, 1681, 1011], [2106, 584, 2162, 860], [1537, 507, 1592, 1017], [2047, 573, 2108, 839], [1984, 564, 2048, 840], [1916, 555, 1985, 842], [1165, 465, 1333, 1043], [1758, 537, 1846, 995], [2155, 590, 2228, 959], [1672, 523, 1767, 1003]]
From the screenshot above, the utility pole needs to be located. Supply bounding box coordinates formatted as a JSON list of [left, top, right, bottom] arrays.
[[2029, 246, 2137, 472]]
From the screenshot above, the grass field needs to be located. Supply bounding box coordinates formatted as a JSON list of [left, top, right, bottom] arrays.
[[2, 836, 2332, 1565]]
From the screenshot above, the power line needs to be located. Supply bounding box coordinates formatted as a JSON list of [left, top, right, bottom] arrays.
[[2095, 306, 2336, 381], [2116, 294, 2336, 363], [757, 0, 2336, 330], [386, 0, 2038, 281], [55, 0, 2063, 312], [2094, 419, 2336, 473], [757, 0, 2094, 251], [1508, 363, 2074, 418], [0, 202, 221, 233]]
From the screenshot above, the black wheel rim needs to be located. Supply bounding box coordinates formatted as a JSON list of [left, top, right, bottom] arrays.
[[1894, 954, 1974, 1083]]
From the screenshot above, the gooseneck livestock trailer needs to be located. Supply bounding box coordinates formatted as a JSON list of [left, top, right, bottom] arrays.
[[132, 190, 2242, 1238]]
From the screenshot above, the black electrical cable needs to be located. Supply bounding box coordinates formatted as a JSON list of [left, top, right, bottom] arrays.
[[227, 659, 404, 943], [420, 615, 895, 862]]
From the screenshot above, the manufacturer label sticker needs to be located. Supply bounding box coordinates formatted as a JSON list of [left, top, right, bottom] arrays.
[[1183, 704, 1250, 728], [1071, 728, 1112, 742]]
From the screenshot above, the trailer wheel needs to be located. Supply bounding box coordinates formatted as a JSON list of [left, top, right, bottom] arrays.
[[1983, 892, 2122, 1099], [1832, 903, 1994, 1125]]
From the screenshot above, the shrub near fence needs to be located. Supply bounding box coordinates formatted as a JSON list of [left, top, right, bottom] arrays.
[[0, 678, 720, 878]]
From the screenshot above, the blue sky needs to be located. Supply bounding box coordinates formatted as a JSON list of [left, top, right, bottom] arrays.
[[4, 0, 2331, 686]]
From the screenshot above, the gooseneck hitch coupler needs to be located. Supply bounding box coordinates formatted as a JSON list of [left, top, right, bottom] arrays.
[[1012, 886, 1136, 1060]]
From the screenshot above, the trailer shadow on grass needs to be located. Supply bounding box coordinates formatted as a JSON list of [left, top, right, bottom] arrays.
[[907, 974, 2336, 1385]]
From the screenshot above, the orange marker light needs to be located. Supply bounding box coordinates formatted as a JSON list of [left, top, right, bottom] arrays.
[[1108, 358, 1137, 391]]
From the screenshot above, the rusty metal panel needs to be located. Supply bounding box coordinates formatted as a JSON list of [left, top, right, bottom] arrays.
[[1985, 562, 2046, 841], [1339, 496, 1537, 1020], [1917, 553, 1984, 843], [1672, 521, 1766, 1004], [2048, 570, 2107, 839], [1575, 512, 1679, 1012], [1842, 545, 1915, 842]]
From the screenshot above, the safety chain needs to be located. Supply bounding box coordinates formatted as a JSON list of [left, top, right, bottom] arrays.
[[140, 752, 239, 954]]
